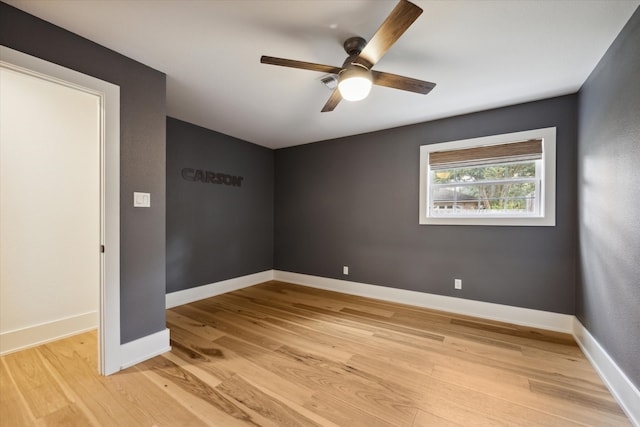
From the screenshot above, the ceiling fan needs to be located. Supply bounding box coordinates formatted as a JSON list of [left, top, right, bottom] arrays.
[[260, 0, 436, 112]]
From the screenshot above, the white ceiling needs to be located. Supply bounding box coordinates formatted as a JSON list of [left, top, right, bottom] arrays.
[[7, 0, 639, 149]]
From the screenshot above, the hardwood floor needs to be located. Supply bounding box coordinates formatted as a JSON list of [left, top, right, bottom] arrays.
[[0, 280, 631, 426]]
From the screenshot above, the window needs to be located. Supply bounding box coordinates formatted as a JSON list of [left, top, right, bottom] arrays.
[[419, 127, 556, 226]]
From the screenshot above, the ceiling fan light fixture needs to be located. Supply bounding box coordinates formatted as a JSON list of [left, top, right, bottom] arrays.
[[338, 65, 372, 101]]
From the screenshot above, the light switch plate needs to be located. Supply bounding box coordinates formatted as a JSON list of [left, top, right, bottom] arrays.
[[133, 192, 150, 207]]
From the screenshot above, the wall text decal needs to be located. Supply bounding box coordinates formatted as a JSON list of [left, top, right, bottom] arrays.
[[181, 168, 243, 187]]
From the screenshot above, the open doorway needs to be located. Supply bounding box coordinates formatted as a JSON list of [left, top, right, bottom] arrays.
[[0, 46, 120, 375]]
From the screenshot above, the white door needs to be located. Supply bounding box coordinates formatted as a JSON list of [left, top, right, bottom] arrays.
[[0, 47, 120, 375]]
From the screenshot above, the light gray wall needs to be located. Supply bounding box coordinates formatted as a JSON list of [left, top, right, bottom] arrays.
[[577, 7, 640, 389], [0, 2, 167, 344], [275, 95, 578, 314], [166, 118, 274, 293]]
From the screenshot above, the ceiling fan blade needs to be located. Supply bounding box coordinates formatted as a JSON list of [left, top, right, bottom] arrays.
[[321, 88, 342, 112], [372, 70, 435, 95], [355, 0, 423, 69], [261, 56, 342, 74]]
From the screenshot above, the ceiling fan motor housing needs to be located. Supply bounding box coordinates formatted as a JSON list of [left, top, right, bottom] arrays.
[[343, 36, 367, 56]]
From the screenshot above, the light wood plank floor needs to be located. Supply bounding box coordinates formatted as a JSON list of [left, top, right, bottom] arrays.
[[1, 281, 631, 426]]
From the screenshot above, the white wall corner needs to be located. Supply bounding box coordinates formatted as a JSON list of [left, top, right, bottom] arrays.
[[166, 270, 274, 309], [572, 318, 640, 426], [119, 328, 170, 371], [273, 270, 574, 333]]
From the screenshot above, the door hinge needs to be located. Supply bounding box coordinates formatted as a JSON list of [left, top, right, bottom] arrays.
[[100, 245, 105, 253]]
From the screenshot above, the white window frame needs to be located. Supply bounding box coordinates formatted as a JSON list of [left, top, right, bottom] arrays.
[[419, 127, 556, 226]]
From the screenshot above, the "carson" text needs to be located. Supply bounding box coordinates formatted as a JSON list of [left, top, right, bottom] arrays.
[[181, 168, 244, 187]]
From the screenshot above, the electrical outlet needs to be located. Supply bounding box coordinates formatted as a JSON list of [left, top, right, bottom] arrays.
[[343, 266, 349, 275], [454, 279, 462, 290]]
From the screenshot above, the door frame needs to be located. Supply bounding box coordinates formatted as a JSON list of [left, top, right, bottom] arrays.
[[0, 46, 121, 375]]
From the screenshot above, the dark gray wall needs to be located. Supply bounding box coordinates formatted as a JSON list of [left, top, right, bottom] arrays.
[[166, 118, 274, 293], [0, 2, 167, 344], [577, 8, 640, 389], [275, 95, 578, 314]]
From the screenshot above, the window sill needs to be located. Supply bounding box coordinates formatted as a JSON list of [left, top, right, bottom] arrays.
[[419, 216, 555, 226]]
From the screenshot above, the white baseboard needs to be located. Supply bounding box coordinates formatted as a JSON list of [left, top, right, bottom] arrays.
[[573, 318, 640, 426], [273, 270, 574, 333], [0, 311, 97, 356], [120, 328, 171, 370], [166, 270, 274, 309]]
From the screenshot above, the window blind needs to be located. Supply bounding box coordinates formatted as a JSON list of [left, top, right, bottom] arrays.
[[428, 139, 542, 169]]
